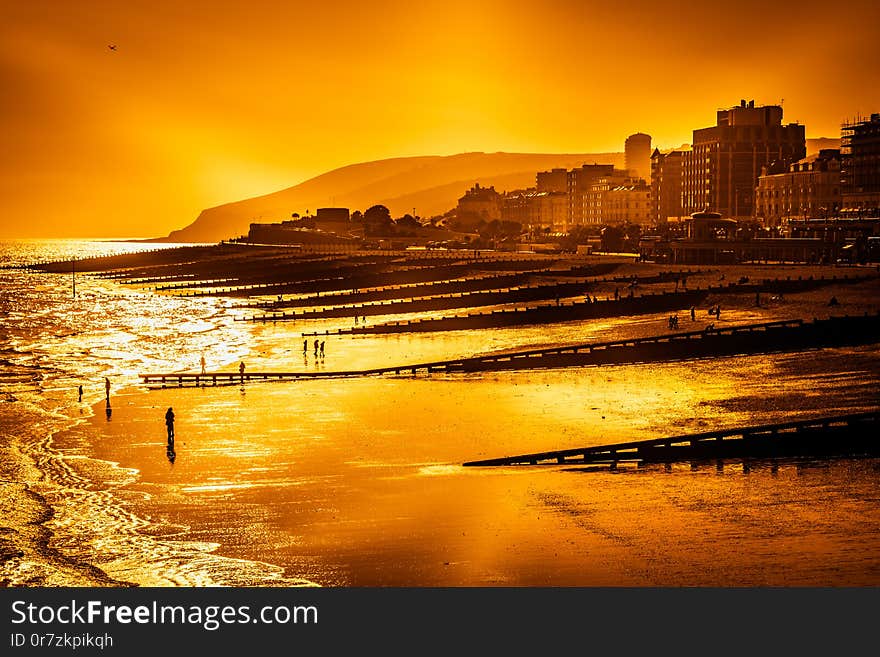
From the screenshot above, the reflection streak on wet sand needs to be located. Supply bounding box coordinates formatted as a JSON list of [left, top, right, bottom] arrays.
[[82, 347, 880, 586], [3, 246, 880, 586]]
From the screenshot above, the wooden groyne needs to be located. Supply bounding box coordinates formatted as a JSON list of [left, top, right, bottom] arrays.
[[173, 261, 555, 298], [242, 268, 709, 318], [463, 411, 880, 466], [303, 289, 709, 335], [245, 280, 596, 321], [240, 272, 546, 309], [140, 314, 880, 387], [443, 313, 880, 371]]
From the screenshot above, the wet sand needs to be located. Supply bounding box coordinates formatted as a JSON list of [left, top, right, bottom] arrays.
[[63, 345, 880, 587], [5, 257, 880, 586]]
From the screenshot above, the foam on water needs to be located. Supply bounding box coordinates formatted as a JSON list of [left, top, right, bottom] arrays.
[[0, 240, 315, 586]]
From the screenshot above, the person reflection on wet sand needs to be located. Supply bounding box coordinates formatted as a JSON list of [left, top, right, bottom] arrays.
[[105, 400, 112, 421]]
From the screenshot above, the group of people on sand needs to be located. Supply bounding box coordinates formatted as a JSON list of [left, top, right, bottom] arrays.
[[303, 338, 325, 357], [667, 314, 680, 329], [77, 376, 112, 405]]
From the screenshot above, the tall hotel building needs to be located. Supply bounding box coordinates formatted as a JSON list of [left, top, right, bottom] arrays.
[[682, 100, 805, 219]]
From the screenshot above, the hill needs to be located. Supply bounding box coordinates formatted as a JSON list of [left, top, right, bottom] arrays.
[[164, 152, 624, 242]]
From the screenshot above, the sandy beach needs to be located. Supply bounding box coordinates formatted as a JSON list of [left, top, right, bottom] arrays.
[[59, 346, 880, 586], [3, 256, 880, 586]]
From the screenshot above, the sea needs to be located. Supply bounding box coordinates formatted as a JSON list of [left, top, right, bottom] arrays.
[[1, 239, 879, 587]]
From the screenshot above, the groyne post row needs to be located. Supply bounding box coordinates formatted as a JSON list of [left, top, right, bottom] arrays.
[[295, 273, 872, 335], [462, 411, 880, 467], [301, 289, 710, 335], [242, 268, 711, 320], [140, 313, 880, 387]]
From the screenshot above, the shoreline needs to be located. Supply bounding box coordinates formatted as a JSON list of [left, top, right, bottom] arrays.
[[0, 399, 131, 587], [3, 253, 880, 587]]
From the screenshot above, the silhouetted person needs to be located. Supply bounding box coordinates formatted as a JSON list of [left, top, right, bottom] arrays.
[[200, 354, 206, 374], [829, 296, 839, 306], [165, 407, 175, 441], [239, 361, 245, 376], [314, 339, 319, 355], [78, 385, 83, 403], [690, 306, 696, 321], [614, 288, 619, 301], [104, 377, 111, 402], [303, 339, 308, 352], [320, 341, 325, 356]]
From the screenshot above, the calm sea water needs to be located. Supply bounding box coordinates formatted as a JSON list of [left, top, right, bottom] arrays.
[[1, 239, 879, 586]]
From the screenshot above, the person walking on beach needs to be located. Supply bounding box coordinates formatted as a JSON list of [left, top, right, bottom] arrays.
[[78, 385, 83, 403], [200, 354, 207, 374], [303, 339, 308, 353], [690, 305, 696, 322], [320, 340, 325, 357], [239, 361, 245, 380], [165, 407, 175, 442], [314, 339, 319, 356], [104, 377, 110, 403]]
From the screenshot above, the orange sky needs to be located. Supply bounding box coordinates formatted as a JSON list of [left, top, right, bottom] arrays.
[[1, 0, 878, 238]]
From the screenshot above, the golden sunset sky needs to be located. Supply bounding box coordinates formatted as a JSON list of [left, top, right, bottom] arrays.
[[2, 0, 878, 238]]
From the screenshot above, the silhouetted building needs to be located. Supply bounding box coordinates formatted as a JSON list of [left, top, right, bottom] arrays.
[[503, 189, 568, 232], [603, 181, 652, 225], [536, 168, 568, 193], [502, 189, 537, 226], [651, 149, 685, 225], [625, 133, 652, 180], [841, 113, 880, 214], [567, 164, 615, 227], [581, 171, 650, 225], [755, 150, 842, 226], [638, 210, 849, 264], [682, 100, 806, 220], [457, 183, 502, 221]]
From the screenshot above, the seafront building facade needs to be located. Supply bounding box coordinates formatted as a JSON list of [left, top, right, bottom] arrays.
[[502, 189, 569, 233], [536, 168, 568, 193], [681, 100, 806, 220], [584, 172, 651, 225], [755, 150, 843, 226], [566, 164, 616, 227], [650, 148, 685, 225], [457, 183, 502, 222], [841, 113, 880, 214], [601, 181, 652, 225]]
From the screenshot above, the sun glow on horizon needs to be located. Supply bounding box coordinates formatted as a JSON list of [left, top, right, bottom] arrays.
[[1, 0, 878, 238]]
